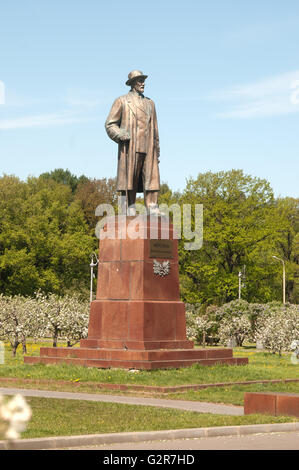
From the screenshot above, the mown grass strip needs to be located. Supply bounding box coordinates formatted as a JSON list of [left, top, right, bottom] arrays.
[[15, 397, 298, 439]]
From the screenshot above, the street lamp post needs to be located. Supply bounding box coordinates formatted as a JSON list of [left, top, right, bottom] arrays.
[[238, 271, 242, 299], [238, 266, 246, 300], [272, 256, 286, 304], [90, 252, 99, 303]]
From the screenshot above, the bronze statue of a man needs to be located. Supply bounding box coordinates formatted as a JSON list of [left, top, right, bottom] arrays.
[[105, 70, 160, 215]]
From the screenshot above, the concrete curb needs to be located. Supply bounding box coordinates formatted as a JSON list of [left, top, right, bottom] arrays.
[[1, 422, 299, 450]]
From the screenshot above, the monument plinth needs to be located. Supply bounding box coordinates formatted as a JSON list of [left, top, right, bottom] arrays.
[[25, 216, 248, 369]]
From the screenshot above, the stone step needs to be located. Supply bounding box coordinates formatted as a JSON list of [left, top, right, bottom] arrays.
[[80, 339, 194, 350], [37, 346, 234, 362], [24, 355, 248, 370]]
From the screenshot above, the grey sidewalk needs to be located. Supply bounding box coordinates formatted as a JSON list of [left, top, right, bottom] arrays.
[[1, 423, 299, 450], [0, 386, 243, 415]]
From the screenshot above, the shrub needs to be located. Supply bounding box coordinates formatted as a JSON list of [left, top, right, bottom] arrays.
[[218, 315, 252, 347], [185, 304, 216, 347], [255, 304, 299, 355]]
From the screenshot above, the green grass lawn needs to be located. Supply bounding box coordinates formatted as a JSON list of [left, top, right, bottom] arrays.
[[1, 342, 298, 438], [0, 342, 298, 409], [12, 397, 297, 439], [163, 382, 299, 405]]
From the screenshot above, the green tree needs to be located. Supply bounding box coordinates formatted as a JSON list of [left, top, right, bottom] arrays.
[[0, 175, 94, 297], [272, 197, 299, 303], [292, 233, 299, 302], [40, 168, 88, 193], [75, 177, 117, 232]]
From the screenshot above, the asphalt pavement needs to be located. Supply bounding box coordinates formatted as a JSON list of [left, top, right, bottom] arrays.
[[0, 387, 243, 415]]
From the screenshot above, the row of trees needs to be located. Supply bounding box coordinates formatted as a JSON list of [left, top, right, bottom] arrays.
[[1, 293, 298, 357], [0, 168, 298, 305], [186, 300, 299, 356]]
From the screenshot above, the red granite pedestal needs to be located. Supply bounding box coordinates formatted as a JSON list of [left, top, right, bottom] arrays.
[[25, 216, 248, 369]]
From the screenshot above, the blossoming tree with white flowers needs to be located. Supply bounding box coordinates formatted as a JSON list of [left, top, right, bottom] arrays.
[[185, 299, 299, 354], [255, 304, 299, 355], [0, 294, 42, 356], [0, 293, 89, 354], [34, 292, 89, 347]]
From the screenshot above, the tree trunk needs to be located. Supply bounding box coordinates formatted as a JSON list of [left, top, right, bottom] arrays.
[[53, 326, 58, 347], [12, 341, 19, 357]]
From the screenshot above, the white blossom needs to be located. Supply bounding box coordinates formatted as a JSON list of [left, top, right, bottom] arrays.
[[255, 304, 299, 355], [0, 292, 89, 353], [0, 394, 32, 441], [218, 315, 251, 347]]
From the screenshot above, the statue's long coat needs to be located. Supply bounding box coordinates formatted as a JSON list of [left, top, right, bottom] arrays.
[[105, 91, 160, 192]]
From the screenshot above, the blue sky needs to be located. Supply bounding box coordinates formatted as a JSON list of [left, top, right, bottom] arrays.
[[0, 0, 299, 197]]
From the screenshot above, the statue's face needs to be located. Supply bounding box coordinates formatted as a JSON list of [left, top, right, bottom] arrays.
[[132, 78, 145, 94]]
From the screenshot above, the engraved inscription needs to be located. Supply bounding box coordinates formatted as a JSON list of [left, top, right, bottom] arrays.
[[149, 239, 173, 258]]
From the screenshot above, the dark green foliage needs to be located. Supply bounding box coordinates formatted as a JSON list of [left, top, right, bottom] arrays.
[[40, 168, 88, 194]]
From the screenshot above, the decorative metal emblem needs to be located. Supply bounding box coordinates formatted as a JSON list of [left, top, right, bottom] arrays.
[[153, 260, 170, 277]]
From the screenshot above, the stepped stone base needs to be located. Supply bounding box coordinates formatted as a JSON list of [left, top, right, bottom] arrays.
[[24, 346, 248, 370], [24, 216, 248, 370]]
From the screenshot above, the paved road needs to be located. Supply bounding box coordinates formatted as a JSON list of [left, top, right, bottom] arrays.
[[0, 387, 243, 415], [66, 431, 299, 450]]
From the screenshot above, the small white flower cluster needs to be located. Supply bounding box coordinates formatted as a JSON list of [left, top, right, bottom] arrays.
[[0, 394, 32, 441]]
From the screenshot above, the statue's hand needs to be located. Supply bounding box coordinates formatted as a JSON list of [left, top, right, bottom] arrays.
[[118, 129, 130, 141]]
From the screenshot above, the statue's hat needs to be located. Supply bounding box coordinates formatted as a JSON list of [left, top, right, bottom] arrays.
[[126, 70, 148, 86]]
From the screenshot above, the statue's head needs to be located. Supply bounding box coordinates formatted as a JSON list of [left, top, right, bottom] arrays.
[[126, 70, 148, 94]]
